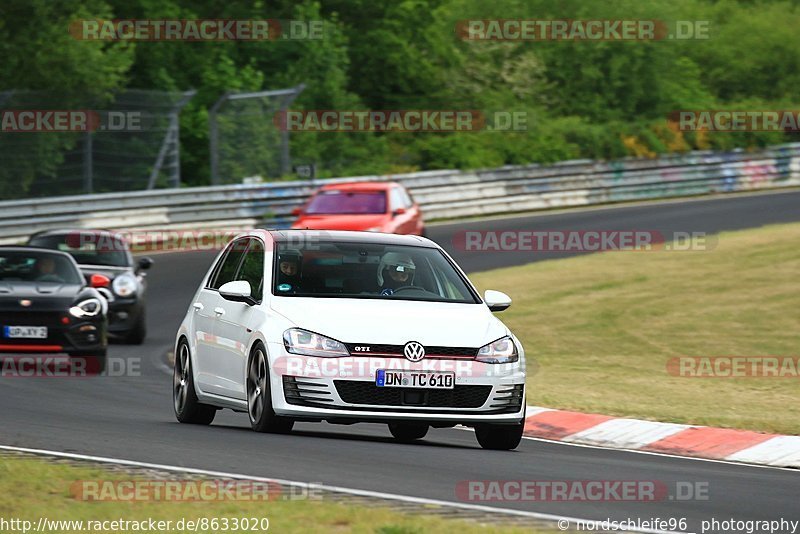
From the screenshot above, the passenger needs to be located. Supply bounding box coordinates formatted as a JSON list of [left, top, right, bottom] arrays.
[[276, 250, 302, 293]]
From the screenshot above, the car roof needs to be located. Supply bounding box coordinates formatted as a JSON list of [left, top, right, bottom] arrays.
[[29, 229, 121, 238], [267, 229, 437, 248], [318, 181, 399, 192]]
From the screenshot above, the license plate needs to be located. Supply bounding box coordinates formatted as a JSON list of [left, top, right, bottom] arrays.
[[376, 370, 454, 389], [3, 326, 48, 339]]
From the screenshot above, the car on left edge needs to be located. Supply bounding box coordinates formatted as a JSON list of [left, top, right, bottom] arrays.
[[0, 247, 108, 372], [27, 229, 153, 344]]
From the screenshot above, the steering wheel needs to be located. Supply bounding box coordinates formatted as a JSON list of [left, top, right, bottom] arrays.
[[380, 286, 418, 296]]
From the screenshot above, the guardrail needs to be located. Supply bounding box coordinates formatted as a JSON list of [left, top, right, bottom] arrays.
[[2, 143, 800, 244]]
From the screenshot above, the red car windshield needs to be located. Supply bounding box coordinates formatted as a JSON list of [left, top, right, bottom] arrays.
[[305, 190, 387, 215]]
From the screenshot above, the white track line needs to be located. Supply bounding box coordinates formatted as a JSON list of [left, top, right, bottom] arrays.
[[0, 444, 684, 534]]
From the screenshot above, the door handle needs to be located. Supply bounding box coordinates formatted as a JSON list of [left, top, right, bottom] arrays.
[[192, 302, 204, 311], [214, 307, 225, 316]]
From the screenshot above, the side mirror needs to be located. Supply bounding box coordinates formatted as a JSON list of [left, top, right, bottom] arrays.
[[484, 290, 512, 312], [219, 280, 257, 306], [291, 206, 303, 216], [90, 274, 111, 288], [393, 207, 406, 217], [137, 257, 154, 271]]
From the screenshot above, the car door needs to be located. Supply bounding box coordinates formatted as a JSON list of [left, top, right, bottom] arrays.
[[212, 237, 265, 400], [193, 238, 248, 396]]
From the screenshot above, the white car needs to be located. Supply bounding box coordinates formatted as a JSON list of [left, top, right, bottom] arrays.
[[173, 230, 527, 450]]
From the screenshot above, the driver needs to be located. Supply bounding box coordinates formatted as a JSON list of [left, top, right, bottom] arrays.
[[276, 249, 302, 293], [377, 252, 415, 296], [34, 256, 65, 283]]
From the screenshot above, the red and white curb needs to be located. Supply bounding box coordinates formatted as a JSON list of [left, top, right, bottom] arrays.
[[524, 406, 800, 468]]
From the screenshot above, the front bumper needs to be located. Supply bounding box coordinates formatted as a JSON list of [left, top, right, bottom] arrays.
[[267, 342, 526, 424], [0, 311, 107, 354], [106, 298, 143, 335]]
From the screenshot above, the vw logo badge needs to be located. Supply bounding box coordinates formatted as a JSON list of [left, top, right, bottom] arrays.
[[403, 341, 425, 362]]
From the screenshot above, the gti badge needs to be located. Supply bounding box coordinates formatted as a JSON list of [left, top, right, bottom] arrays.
[[403, 341, 425, 362], [19, 299, 32, 307]]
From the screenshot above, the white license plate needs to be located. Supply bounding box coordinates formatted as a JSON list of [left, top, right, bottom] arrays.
[[376, 370, 454, 389], [3, 326, 48, 339]]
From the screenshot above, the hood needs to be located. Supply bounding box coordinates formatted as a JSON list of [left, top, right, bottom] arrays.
[[291, 214, 389, 231], [271, 296, 507, 348], [0, 282, 83, 311]]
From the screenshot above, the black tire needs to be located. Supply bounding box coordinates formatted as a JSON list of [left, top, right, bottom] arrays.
[[69, 350, 107, 375], [125, 312, 147, 345], [475, 421, 524, 450], [173, 340, 216, 425], [247, 343, 294, 434], [388, 422, 429, 443]]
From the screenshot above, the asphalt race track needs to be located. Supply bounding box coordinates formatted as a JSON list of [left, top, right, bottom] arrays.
[[2, 191, 799, 533]]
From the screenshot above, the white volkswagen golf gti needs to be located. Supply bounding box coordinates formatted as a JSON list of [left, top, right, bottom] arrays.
[[173, 230, 527, 449]]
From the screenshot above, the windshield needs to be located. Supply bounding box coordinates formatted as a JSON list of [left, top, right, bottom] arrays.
[[0, 250, 83, 284], [305, 190, 387, 215], [273, 241, 480, 304], [29, 233, 130, 267]]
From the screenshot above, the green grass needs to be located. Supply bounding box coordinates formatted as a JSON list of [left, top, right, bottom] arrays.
[[470, 223, 800, 435], [0, 457, 556, 534]]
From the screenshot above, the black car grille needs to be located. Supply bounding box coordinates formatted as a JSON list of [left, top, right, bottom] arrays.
[[344, 343, 478, 359], [334, 380, 491, 408], [0, 311, 65, 328]]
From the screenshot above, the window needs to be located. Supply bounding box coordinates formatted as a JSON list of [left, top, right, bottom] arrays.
[[272, 241, 480, 304], [0, 251, 83, 285], [398, 187, 413, 208], [389, 188, 405, 211], [28, 232, 130, 267], [236, 239, 265, 301], [209, 238, 248, 290], [305, 190, 387, 215]]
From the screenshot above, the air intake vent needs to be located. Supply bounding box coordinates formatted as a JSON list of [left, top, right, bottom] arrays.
[[489, 384, 524, 409], [283, 376, 334, 405]]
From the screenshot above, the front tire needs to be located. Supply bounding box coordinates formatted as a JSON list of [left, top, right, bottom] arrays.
[[125, 312, 147, 345], [388, 422, 429, 443], [247, 344, 294, 434], [475, 421, 524, 450], [173, 340, 216, 425]]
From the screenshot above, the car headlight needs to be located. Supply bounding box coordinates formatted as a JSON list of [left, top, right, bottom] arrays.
[[69, 298, 103, 318], [476, 336, 519, 364], [112, 274, 137, 297], [283, 328, 349, 358]]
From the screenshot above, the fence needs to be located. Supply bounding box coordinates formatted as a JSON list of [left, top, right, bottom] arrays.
[[209, 85, 305, 185], [0, 90, 195, 199], [1, 143, 799, 244]]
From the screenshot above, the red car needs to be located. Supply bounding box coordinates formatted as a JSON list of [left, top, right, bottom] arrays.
[[291, 181, 425, 235]]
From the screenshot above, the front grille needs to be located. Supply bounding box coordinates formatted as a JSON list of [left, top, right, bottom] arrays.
[[334, 380, 491, 408], [0, 311, 65, 328], [344, 343, 478, 359], [283, 376, 334, 405]]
